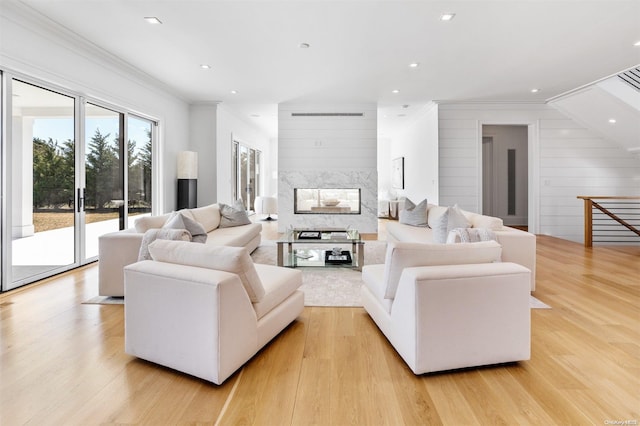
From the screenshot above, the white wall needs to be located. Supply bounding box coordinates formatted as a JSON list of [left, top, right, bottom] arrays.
[[1, 3, 191, 213], [189, 103, 218, 207], [214, 104, 272, 205], [438, 103, 640, 243], [386, 103, 439, 204]]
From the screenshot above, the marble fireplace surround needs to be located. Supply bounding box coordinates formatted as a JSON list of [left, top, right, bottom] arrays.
[[278, 170, 378, 234]]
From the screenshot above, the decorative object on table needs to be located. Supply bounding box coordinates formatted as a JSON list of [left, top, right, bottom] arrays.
[[325, 250, 352, 264], [255, 196, 278, 221], [177, 151, 198, 209], [298, 231, 321, 239], [392, 156, 404, 189], [321, 198, 340, 206]]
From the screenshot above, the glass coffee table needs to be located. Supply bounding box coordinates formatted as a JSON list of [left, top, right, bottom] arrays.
[[276, 228, 364, 271]]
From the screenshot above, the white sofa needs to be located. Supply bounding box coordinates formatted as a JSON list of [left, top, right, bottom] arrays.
[[386, 203, 536, 291], [99, 203, 262, 297], [361, 240, 531, 375], [124, 240, 304, 385]]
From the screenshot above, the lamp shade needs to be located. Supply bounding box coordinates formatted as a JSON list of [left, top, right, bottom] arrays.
[[177, 151, 198, 179]]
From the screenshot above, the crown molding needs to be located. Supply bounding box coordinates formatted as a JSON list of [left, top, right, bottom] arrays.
[[1, 1, 189, 104]]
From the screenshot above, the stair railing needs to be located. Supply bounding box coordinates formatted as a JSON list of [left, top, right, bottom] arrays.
[[577, 196, 640, 247]]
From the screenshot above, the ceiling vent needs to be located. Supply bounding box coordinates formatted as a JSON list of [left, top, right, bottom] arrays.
[[617, 67, 640, 92], [291, 112, 364, 117]]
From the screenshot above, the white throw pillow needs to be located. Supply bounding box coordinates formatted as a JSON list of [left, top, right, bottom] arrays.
[[446, 227, 497, 244], [431, 204, 471, 243], [383, 240, 502, 299], [137, 228, 192, 261], [148, 239, 265, 303], [163, 212, 207, 243]]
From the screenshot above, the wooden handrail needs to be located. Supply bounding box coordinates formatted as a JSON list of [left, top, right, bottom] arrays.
[[577, 196, 640, 247]]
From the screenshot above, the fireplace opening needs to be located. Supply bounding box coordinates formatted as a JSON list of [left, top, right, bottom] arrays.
[[294, 188, 361, 214]]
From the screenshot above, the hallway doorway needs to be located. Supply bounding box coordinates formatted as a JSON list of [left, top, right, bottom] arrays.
[[482, 125, 528, 227]]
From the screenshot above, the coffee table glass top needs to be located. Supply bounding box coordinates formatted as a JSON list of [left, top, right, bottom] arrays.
[[278, 228, 361, 243]]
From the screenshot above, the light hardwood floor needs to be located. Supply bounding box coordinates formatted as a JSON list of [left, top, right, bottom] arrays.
[[1, 220, 638, 425]]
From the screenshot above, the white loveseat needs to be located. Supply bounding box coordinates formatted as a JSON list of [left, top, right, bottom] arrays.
[[124, 240, 304, 385], [362, 240, 531, 375], [99, 203, 262, 296], [386, 203, 536, 291]]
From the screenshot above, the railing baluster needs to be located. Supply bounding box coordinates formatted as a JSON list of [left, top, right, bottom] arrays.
[[577, 196, 640, 247]]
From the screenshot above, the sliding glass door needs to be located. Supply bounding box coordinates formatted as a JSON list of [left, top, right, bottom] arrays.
[[9, 80, 77, 286], [2, 76, 156, 291]]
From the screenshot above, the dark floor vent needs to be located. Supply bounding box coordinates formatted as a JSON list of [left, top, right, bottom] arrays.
[[291, 112, 365, 117], [617, 67, 640, 91]]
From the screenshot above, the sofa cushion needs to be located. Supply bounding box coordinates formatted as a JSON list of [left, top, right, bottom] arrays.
[[463, 211, 504, 230], [138, 228, 192, 261], [148, 239, 265, 303], [188, 204, 221, 233], [399, 198, 429, 227], [252, 264, 302, 319], [432, 204, 471, 243], [206, 222, 262, 247], [362, 264, 393, 313], [447, 227, 497, 244], [383, 240, 502, 299], [134, 213, 172, 233], [219, 199, 251, 228], [163, 212, 207, 243]]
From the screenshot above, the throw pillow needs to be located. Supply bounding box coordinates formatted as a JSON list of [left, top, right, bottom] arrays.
[[446, 227, 497, 244], [138, 228, 192, 261], [432, 204, 471, 243], [219, 199, 251, 228], [148, 239, 265, 303], [163, 212, 207, 243], [399, 198, 428, 227]]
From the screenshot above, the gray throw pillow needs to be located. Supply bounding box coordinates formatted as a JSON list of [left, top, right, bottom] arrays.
[[219, 199, 251, 228], [399, 198, 428, 227], [432, 204, 471, 243], [164, 212, 207, 243], [137, 228, 192, 261]]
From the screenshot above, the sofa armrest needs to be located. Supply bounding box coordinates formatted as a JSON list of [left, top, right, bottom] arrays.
[[495, 227, 536, 291], [390, 262, 531, 374], [124, 260, 258, 385], [98, 230, 143, 296]]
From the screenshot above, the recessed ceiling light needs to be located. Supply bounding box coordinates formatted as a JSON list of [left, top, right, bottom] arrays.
[[230, 90, 238, 94], [409, 62, 420, 68], [144, 17, 162, 24], [392, 89, 400, 94], [200, 64, 211, 69], [609, 119, 617, 124], [440, 13, 455, 21], [531, 88, 539, 93], [299, 42, 310, 49]]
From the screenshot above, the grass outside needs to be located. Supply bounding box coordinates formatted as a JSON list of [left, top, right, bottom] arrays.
[[33, 211, 144, 233]]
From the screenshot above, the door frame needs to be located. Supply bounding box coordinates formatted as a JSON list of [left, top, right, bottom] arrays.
[[477, 120, 540, 234]]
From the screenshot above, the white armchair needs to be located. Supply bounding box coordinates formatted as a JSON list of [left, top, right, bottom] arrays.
[[124, 240, 303, 385], [361, 241, 531, 374]]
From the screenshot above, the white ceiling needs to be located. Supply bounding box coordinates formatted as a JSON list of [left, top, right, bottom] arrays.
[[13, 0, 640, 138]]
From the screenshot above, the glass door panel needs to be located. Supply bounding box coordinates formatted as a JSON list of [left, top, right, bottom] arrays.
[[84, 104, 123, 260], [127, 116, 153, 228], [10, 80, 76, 286]]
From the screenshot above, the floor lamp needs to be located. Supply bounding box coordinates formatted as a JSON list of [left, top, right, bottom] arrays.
[[177, 151, 198, 210]]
